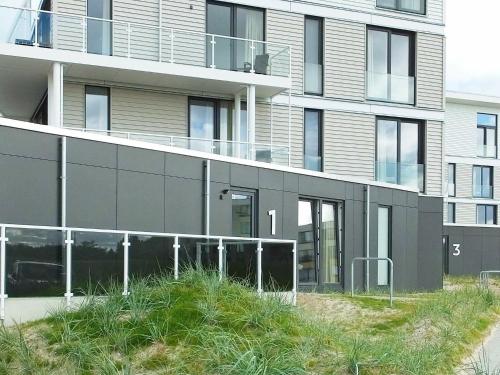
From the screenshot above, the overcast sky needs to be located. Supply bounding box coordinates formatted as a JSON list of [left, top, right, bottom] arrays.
[[446, 0, 500, 96]]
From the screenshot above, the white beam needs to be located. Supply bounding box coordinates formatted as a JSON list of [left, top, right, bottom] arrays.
[[247, 85, 256, 157]]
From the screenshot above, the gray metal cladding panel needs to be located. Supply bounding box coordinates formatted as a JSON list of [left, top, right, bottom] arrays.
[[165, 176, 204, 235], [298, 175, 346, 199], [417, 210, 443, 290], [230, 165, 258, 189], [67, 138, 118, 169], [0, 154, 59, 226], [117, 171, 164, 232], [209, 181, 231, 237], [258, 169, 284, 191], [405, 208, 419, 290], [460, 234, 483, 275], [391, 205, 407, 289], [407, 192, 419, 208], [419, 196, 444, 213], [353, 184, 365, 202], [283, 173, 299, 193], [258, 189, 283, 239], [0, 127, 60, 161], [164, 153, 204, 180], [370, 187, 393, 206], [117, 146, 164, 175], [210, 161, 230, 184], [282, 191, 298, 240], [393, 190, 408, 207], [66, 164, 117, 229]]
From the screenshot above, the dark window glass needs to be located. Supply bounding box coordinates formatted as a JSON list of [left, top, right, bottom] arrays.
[[304, 109, 322, 171], [477, 205, 497, 225], [207, 2, 231, 70], [367, 28, 414, 104], [129, 236, 175, 279], [298, 200, 317, 283], [304, 16, 323, 95], [447, 203, 456, 224], [72, 232, 124, 295], [377, 0, 425, 14], [262, 243, 294, 291], [6, 229, 65, 297], [472, 166, 493, 198], [448, 164, 456, 197], [376, 117, 424, 191], [87, 0, 112, 55], [232, 191, 254, 237], [85, 86, 109, 131], [224, 242, 257, 286], [477, 113, 497, 157]]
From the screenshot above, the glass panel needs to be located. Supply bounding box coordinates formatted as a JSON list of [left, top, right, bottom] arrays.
[[235, 6, 264, 71], [477, 205, 485, 225], [376, 119, 398, 184], [207, 2, 231, 69], [38, 11, 52, 48], [400, 122, 420, 189], [224, 241, 257, 287], [298, 200, 317, 283], [482, 167, 492, 198], [261, 243, 294, 292], [448, 164, 455, 196], [85, 86, 109, 131], [400, 0, 425, 13], [129, 236, 175, 279], [72, 232, 124, 295], [178, 238, 219, 271], [486, 206, 496, 225], [304, 109, 322, 171], [218, 101, 233, 157], [478, 113, 497, 127], [367, 30, 388, 100], [390, 33, 411, 103], [473, 167, 482, 197], [447, 203, 455, 224], [87, 0, 112, 55], [232, 192, 253, 237], [304, 17, 323, 95], [377, 207, 391, 286], [189, 99, 215, 153], [321, 203, 339, 284], [6, 229, 65, 297], [486, 128, 497, 157], [377, 0, 397, 9]]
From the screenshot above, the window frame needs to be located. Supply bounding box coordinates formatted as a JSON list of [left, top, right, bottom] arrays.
[[447, 202, 456, 224], [472, 165, 493, 199], [303, 108, 323, 172], [85, 85, 110, 131], [304, 15, 324, 96], [448, 163, 456, 197], [376, 0, 426, 16], [476, 113, 497, 158], [366, 26, 416, 105], [375, 116, 425, 192], [476, 204, 497, 225], [230, 188, 257, 237]]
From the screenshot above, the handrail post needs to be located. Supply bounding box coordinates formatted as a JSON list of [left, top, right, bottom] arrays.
[[351, 257, 394, 308], [34, 10, 39, 47], [0, 226, 8, 321], [158, 27, 162, 62], [389, 259, 394, 307], [170, 28, 174, 63], [64, 229, 74, 309], [173, 236, 179, 280], [127, 23, 131, 58], [257, 240, 263, 295], [81, 16, 86, 53], [122, 233, 130, 296], [210, 34, 216, 69], [218, 238, 224, 281], [292, 241, 297, 306], [250, 40, 255, 73]]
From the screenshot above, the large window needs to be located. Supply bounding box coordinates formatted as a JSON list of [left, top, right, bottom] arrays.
[[231, 190, 255, 237], [477, 113, 497, 158], [87, 0, 112, 55], [376, 117, 424, 191], [206, 1, 265, 72], [447, 203, 456, 224], [85, 86, 110, 131], [477, 204, 497, 225], [376, 0, 426, 15], [473, 165, 493, 198], [298, 199, 341, 285], [367, 27, 415, 104], [304, 16, 323, 95], [377, 206, 391, 286], [304, 109, 323, 172], [448, 163, 456, 197]]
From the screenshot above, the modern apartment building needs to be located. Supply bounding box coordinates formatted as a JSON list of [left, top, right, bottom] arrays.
[[443, 91, 500, 275], [0, 0, 445, 322]]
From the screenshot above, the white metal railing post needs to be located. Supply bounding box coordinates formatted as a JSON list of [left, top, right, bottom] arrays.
[[0, 226, 8, 321], [122, 233, 130, 296], [127, 23, 131, 58], [257, 240, 263, 295], [351, 257, 393, 307], [34, 10, 39, 47], [210, 34, 216, 69], [292, 241, 297, 306], [81, 16, 86, 53], [218, 238, 224, 281], [170, 28, 174, 63], [64, 229, 74, 308], [250, 40, 255, 73], [174, 236, 179, 280]]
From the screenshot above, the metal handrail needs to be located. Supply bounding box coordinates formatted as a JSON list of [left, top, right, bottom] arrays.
[[351, 257, 394, 307], [479, 270, 500, 289]]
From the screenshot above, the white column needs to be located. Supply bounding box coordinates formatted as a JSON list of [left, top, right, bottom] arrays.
[[247, 85, 256, 159], [234, 92, 241, 158], [48, 62, 63, 127]]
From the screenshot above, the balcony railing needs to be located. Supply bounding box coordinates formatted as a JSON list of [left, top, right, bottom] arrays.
[[477, 144, 497, 158], [67, 128, 291, 166], [473, 184, 493, 199], [375, 161, 424, 192], [0, 5, 291, 78], [366, 71, 415, 105]]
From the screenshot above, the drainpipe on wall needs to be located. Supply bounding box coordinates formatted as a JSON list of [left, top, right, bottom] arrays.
[[204, 159, 211, 237], [61, 137, 67, 227], [365, 184, 371, 292]]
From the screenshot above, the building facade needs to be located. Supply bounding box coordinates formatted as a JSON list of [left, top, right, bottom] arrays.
[[0, 0, 446, 322]]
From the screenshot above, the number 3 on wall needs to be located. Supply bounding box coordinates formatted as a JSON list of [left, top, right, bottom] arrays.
[[452, 244, 461, 257]]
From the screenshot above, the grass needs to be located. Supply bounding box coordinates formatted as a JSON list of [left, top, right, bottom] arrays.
[[0, 271, 498, 374]]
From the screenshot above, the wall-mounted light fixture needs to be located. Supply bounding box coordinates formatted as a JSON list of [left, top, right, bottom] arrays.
[[220, 189, 229, 200]]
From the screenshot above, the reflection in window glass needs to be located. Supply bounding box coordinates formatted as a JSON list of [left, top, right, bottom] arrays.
[[298, 200, 317, 283], [448, 164, 456, 197], [473, 166, 493, 198], [304, 16, 323, 95], [321, 203, 339, 284], [376, 119, 398, 184], [189, 99, 215, 152], [85, 86, 109, 131], [178, 238, 219, 270], [72, 232, 124, 295], [232, 192, 254, 237], [367, 29, 389, 100], [129, 236, 175, 279], [377, 0, 425, 14], [224, 242, 257, 286], [6, 229, 65, 297], [304, 109, 322, 171], [477, 205, 497, 225], [261, 243, 294, 291], [87, 0, 112, 55], [377, 206, 391, 286], [447, 203, 456, 224], [477, 113, 497, 157]]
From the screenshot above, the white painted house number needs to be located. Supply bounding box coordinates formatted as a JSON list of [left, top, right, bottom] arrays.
[[452, 244, 461, 257], [268, 210, 276, 235]]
